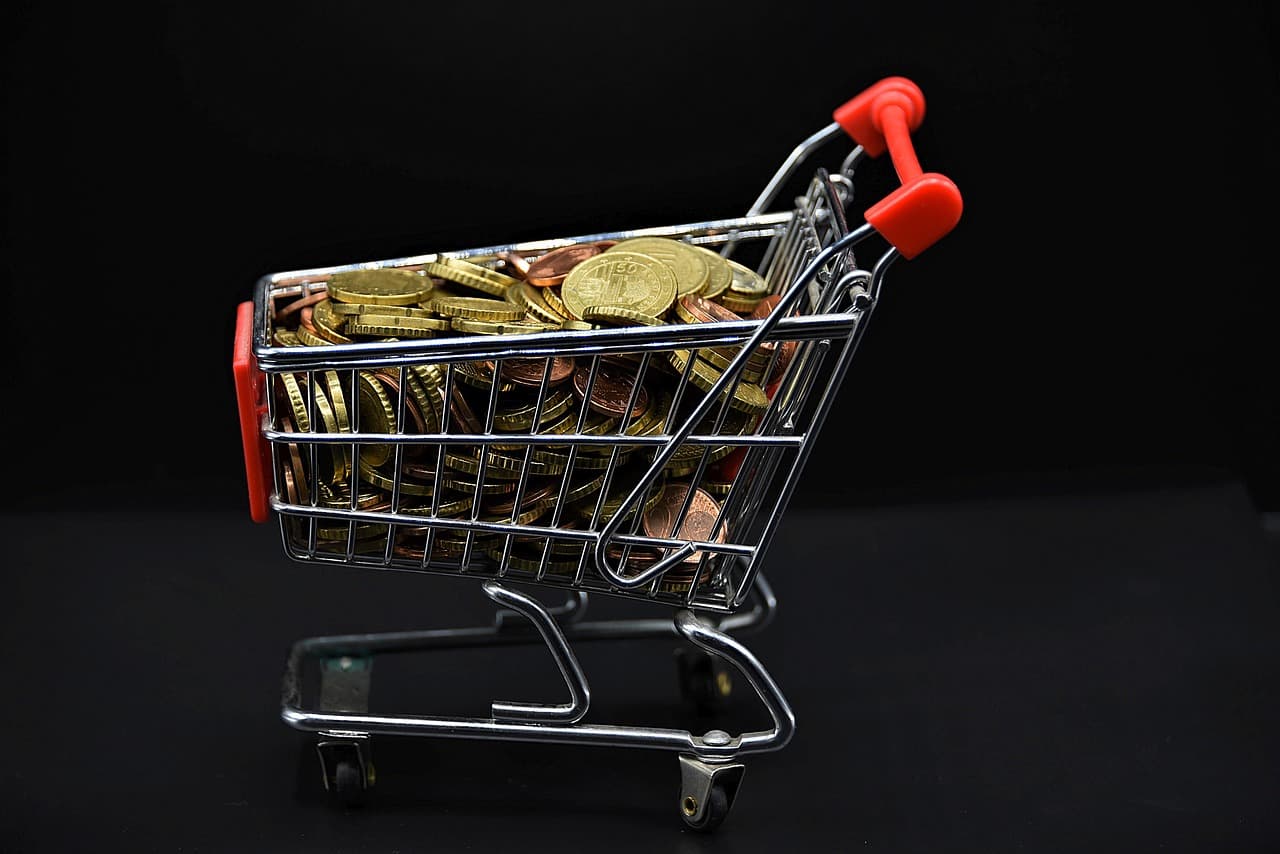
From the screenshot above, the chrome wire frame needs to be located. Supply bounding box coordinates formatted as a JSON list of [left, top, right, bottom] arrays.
[[263, 123, 908, 797], [254, 135, 894, 617]]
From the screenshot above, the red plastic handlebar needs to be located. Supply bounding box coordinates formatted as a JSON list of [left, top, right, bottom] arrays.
[[833, 77, 962, 259], [233, 300, 272, 522]]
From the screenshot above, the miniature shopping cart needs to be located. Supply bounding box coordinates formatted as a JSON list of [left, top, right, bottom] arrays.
[[232, 77, 961, 831]]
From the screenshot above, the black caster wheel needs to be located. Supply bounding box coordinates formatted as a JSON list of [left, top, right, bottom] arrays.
[[317, 740, 373, 807], [677, 755, 743, 832], [680, 782, 730, 832], [675, 645, 733, 714]]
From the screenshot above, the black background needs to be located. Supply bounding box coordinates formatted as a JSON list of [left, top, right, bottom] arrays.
[[4, 0, 1278, 511], [5, 2, 1280, 853]]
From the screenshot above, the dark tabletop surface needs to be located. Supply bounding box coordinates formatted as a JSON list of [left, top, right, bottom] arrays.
[[4, 469, 1279, 853]]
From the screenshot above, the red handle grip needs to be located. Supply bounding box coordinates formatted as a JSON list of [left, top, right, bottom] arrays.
[[233, 300, 272, 522], [833, 77, 963, 259]]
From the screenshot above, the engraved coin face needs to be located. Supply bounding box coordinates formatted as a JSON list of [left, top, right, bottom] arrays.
[[642, 483, 725, 565], [572, 361, 649, 419], [494, 357, 576, 388], [608, 237, 709, 298], [328, 268, 433, 305], [560, 251, 677, 320]]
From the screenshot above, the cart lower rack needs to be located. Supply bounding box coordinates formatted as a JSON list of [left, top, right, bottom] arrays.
[[233, 77, 961, 831]]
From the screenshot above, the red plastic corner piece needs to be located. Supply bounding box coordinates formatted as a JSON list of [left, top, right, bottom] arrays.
[[833, 76, 926, 158], [864, 173, 963, 260], [233, 300, 272, 523]]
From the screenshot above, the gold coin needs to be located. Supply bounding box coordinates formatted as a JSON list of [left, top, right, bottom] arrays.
[[479, 501, 555, 528], [328, 268, 433, 305], [590, 474, 667, 522], [317, 483, 386, 510], [559, 319, 595, 331], [357, 460, 434, 496], [311, 380, 352, 484], [401, 494, 476, 520], [312, 299, 352, 343], [426, 295, 525, 321], [295, 326, 333, 348], [487, 545, 583, 576], [316, 522, 391, 542], [724, 258, 770, 298], [402, 371, 443, 434], [491, 387, 575, 430], [322, 371, 351, 434], [510, 282, 566, 324], [423, 257, 520, 297], [580, 305, 666, 326], [687, 244, 733, 299], [444, 450, 565, 479], [278, 373, 310, 433], [560, 251, 677, 321], [326, 301, 369, 316], [449, 317, 557, 335], [667, 349, 769, 415], [347, 319, 436, 339], [273, 328, 301, 347], [718, 293, 764, 314], [665, 443, 736, 477], [440, 475, 519, 495], [697, 344, 769, 383], [702, 479, 735, 498], [608, 237, 709, 298], [356, 370, 397, 467], [543, 286, 571, 318], [560, 472, 608, 505], [353, 313, 451, 332], [353, 308, 451, 328]]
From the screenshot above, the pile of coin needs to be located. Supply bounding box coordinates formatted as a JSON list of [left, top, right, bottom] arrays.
[[269, 236, 797, 593]]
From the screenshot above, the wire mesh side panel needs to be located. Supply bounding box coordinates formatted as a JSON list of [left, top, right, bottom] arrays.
[[259, 173, 868, 613]]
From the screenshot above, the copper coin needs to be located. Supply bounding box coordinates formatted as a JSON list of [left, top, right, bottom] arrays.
[[492, 357, 576, 388], [680, 294, 741, 325], [448, 388, 483, 434], [593, 240, 618, 250], [279, 416, 309, 505], [642, 483, 725, 565], [526, 244, 602, 287], [572, 362, 649, 419], [606, 545, 663, 575], [276, 290, 329, 319], [276, 273, 333, 288], [299, 306, 317, 332], [496, 250, 531, 279], [401, 460, 439, 480], [749, 293, 797, 380], [749, 294, 782, 318]]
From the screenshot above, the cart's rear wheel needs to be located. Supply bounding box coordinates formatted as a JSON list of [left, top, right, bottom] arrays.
[[675, 645, 733, 714], [317, 739, 373, 807], [333, 760, 364, 799]]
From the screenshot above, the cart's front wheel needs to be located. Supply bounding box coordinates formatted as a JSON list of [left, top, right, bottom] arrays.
[[677, 754, 744, 832], [680, 782, 731, 831]]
